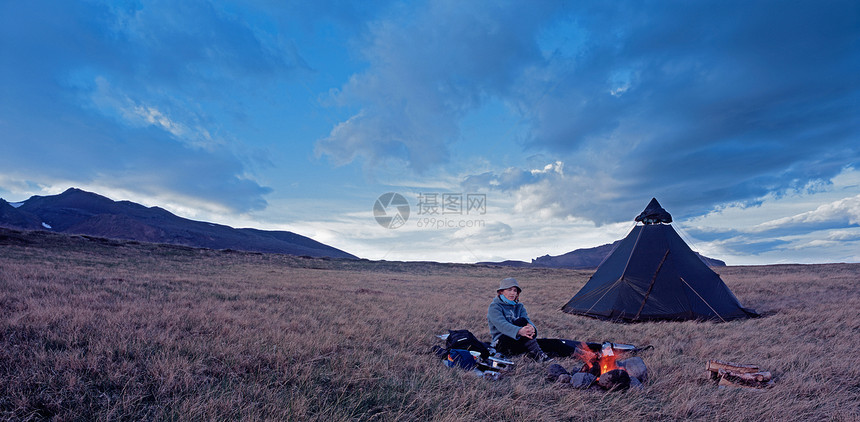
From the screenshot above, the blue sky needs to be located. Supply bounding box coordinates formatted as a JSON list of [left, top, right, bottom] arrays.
[[1, 0, 858, 265]]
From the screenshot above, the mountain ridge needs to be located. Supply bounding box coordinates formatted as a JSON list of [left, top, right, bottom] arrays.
[[0, 188, 357, 259], [479, 240, 726, 269]]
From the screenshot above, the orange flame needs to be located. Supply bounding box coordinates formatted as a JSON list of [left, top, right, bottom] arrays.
[[578, 342, 622, 381], [576, 342, 597, 363], [599, 354, 618, 374]]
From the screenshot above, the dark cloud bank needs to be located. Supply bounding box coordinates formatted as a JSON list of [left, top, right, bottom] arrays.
[[317, 0, 859, 224]]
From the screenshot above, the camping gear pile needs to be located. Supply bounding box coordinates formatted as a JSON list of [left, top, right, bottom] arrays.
[[432, 330, 652, 387], [432, 330, 515, 380]]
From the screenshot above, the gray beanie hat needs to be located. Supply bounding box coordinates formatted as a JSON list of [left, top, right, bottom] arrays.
[[497, 277, 521, 293]]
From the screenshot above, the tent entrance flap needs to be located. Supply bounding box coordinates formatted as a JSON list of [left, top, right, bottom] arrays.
[[634, 249, 670, 321]]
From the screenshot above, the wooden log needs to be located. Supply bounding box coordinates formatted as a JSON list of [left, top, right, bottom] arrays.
[[717, 375, 773, 389], [718, 369, 772, 383], [717, 369, 774, 389], [718, 376, 751, 388], [706, 360, 759, 374]]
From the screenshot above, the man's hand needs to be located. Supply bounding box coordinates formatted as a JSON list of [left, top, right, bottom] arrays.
[[517, 324, 536, 339]]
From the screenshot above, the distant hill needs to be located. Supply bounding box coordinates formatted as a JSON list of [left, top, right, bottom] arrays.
[[0, 188, 357, 259], [479, 240, 726, 269]]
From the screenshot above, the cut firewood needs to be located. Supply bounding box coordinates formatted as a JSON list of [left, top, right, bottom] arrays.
[[705, 360, 774, 389], [718, 374, 774, 389], [718, 369, 772, 383], [706, 360, 760, 374]]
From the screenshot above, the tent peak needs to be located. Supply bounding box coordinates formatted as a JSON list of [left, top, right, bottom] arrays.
[[634, 198, 672, 224]]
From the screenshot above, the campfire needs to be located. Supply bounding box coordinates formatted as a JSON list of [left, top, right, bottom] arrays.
[[580, 342, 619, 377], [548, 342, 649, 391]]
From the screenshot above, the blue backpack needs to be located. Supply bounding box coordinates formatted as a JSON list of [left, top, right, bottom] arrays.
[[445, 349, 477, 370]]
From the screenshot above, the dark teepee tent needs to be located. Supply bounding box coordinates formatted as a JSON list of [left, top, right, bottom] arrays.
[[562, 198, 757, 322]]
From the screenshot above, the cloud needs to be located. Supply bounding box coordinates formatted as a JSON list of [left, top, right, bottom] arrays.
[[710, 237, 791, 256], [750, 194, 860, 234], [88, 77, 219, 150], [537, 0, 858, 220], [317, 0, 858, 223], [450, 222, 513, 242], [315, 1, 563, 172], [0, 0, 304, 211], [462, 161, 562, 191], [703, 227, 860, 264], [675, 173, 860, 262], [462, 159, 642, 224]]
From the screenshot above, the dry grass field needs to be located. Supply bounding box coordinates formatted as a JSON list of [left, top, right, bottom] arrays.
[[1, 228, 859, 421]]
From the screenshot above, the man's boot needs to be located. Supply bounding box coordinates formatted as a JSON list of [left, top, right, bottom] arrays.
[[524, 338, 551, 362]]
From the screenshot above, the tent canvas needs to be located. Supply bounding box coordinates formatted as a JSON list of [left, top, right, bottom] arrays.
[[562, 198, 757, 322]]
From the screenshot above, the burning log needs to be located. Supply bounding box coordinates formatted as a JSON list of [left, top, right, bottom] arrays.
[[706, 360, 773, 389], [579, 342, 620, 377]]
